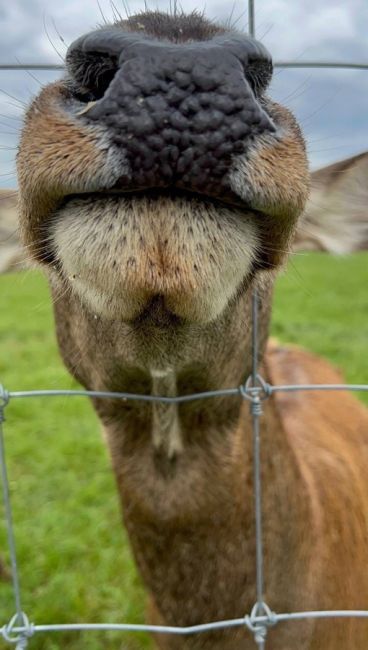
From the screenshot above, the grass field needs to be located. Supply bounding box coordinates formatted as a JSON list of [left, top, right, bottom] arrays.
[[0, 252, 367, 649]]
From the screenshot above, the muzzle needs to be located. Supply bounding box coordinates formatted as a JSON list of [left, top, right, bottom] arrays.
[[67, 30, 275, 200]]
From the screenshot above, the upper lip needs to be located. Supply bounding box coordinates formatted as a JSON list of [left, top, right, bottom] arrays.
[[64, 186, 252, 212]]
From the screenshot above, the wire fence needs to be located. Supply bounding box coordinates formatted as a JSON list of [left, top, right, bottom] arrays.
[[1, 1, 368, 648]]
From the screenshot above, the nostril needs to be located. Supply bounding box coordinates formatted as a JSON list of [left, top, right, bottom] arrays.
[[244, 59, 273, 95], [66, 53, 119, 102], [66, 30, 127, 102], [215, 34, 273, 94]]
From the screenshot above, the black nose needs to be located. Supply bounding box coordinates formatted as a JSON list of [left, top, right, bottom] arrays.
[[67, 31, 275, 198]]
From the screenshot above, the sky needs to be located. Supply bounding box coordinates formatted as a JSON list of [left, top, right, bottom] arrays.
[[0, 0, 367, 188]]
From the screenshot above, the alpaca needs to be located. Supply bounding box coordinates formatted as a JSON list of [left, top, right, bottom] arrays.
[[17, 11, 368, 648]]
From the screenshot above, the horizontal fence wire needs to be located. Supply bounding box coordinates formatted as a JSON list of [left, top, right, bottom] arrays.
[[1, 0, 368, 648], [4, 610, 368, 638], [3, 383, 368, 403], [1, 62, 368, 71]]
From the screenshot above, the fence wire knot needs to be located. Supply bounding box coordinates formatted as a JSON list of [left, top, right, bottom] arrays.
[[2, 613, 34, 648], [240, 375, 271, 414], [0, 385, 10, 422], [244, 602, 277, 647]]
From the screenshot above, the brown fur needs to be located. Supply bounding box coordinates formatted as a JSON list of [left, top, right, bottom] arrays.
[[16, 10, 368, 648]]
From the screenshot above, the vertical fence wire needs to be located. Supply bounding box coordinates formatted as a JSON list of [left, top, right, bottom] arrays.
[[248, 0, 263, 608], [248, 4, 270, 645], [0, 396, 32, 649], [248, 0, 255, 38], [0, 404, 22, 618], [249, 289, 268, 648]]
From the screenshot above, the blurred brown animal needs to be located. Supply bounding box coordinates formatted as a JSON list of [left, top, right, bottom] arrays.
[[15, 10, 368, 649], [0, 189, 26, 273], [295, 151, 368, 253]]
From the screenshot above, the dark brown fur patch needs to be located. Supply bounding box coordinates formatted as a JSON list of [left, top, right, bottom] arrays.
[[120, 10, 225, 43]]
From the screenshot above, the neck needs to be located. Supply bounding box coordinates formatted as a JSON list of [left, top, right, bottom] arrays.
[[50, 271, 312, 644]]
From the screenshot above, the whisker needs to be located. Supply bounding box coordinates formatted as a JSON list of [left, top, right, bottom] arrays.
[[228, 9, 248, 31], [15, 56, 43, 87], [299, 90, 341, 127], [307, 145, 352, 154], [3, 236, 53, 252], [96, 0, 109, 25], [120, 0, 132, 19], [43, 13, 65, 62], [256, 22, 274, 42], [0, 113, 22, 122], [1, 100, 26, 113], [32, 279, 72, 313], [225, 2, 237, 29], [0, 88, 27, 109], [273, 48, 311, 77], [284, 258, 314, 296], [277, 75, 312, 104], [110, 0, 123, 22], [51, 18, 68, 48], [308, 134, 342, 145], [0, 119, 20, 132], [258, 242, 299, 255]]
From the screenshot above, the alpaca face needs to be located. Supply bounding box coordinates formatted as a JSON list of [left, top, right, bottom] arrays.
[[17, 11, 309, 325]]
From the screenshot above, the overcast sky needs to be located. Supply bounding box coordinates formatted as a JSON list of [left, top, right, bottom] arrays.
[[0, 0, 367, 188]]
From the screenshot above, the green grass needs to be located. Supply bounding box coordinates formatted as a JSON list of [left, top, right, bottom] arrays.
[[0, 253, 367, 649], [272, 252, 368, 394], [0, 272, 150, 650]]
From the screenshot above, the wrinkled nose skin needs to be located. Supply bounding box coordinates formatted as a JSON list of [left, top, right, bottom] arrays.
[[69, 33, 275, 198]]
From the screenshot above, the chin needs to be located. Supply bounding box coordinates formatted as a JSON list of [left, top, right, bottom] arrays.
[[49, 191, 260, 324]]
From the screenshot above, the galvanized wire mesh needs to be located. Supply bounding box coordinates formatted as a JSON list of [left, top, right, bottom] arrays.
[[1, 1, 368, 648]]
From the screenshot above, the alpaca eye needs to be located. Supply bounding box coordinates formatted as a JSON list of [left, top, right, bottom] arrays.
[[68, 53, 118, 102]]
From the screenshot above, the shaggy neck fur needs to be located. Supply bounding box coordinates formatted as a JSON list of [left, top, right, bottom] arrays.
[[50, 270, 321, 648]]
